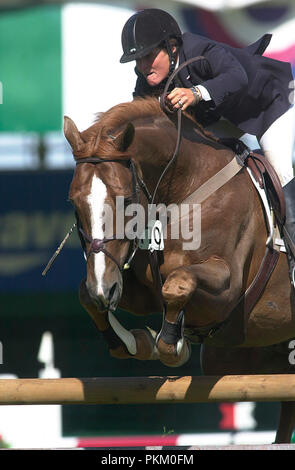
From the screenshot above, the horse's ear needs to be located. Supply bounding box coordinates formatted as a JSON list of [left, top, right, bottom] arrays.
[[113, 123, 135, 152], [64, 116, 85, 152]]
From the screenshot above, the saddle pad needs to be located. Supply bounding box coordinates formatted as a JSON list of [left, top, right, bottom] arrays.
[[247, 151, 286, 226]]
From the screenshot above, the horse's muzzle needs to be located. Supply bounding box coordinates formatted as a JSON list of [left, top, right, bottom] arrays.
[[86, 283, 109, 312], [86, 282, 120, 313]]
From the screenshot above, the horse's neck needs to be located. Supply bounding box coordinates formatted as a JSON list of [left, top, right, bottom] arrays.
[[134, 125, 231, 205]]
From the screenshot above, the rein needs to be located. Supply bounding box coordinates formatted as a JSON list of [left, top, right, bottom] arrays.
[[151, 56, 207, 205], [147, 56, 212, 311]]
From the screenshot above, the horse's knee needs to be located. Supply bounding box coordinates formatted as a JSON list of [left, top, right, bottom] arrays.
[[109, 328, 159, 361], [131, 329, 159, 360], [158, 269, 195, 368], [162, 268, 197, 307]]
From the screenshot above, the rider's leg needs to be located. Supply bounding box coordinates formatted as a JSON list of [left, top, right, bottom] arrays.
[[258, 106, 295, 258], [258, 105, 295, 186]]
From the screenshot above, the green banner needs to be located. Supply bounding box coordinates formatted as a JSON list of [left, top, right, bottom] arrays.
[[0, 6, 61, 132]]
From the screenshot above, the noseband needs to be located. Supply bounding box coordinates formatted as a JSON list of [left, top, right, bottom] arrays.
[[75, 156, 151, 272], [78, 227, 122, 270]]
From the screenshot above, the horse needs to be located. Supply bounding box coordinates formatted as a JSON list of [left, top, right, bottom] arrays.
[[64, 96, 295, 443]]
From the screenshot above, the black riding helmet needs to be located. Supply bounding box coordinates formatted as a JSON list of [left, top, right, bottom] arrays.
[[120, 8, 182, 68]]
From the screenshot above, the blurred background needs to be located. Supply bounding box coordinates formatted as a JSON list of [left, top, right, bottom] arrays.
[[0, 0, 294, 449]]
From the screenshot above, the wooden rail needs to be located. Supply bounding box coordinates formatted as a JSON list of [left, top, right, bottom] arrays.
[[0, 374, 294, 405]]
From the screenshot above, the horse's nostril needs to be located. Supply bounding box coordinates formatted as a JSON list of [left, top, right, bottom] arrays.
[[109, 283, 118, 300], [96, 298, 108, 311]]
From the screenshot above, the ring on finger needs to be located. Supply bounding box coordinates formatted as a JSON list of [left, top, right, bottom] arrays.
[[178, 99, 184, 107]]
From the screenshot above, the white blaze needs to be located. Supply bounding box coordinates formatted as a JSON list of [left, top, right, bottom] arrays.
[[86, 175, 137, 357], [87, 174, 107, 294]]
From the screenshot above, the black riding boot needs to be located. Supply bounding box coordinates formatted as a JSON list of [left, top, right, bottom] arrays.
[[283, 177, 295, 284]]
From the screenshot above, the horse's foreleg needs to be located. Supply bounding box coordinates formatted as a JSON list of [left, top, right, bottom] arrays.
[[79, 279, 130, 359], [79, 279, 158, 361], [156, 270, 195, 367], [157, 257, 231, 367]]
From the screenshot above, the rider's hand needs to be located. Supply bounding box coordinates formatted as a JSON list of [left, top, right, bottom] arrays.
[[166, 87, 201, 111]]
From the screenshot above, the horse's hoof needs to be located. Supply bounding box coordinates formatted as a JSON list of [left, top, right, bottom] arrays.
[[157, 337, 191, 367], [130, 328, 159, 360]]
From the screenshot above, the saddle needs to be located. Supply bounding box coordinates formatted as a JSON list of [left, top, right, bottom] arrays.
[[221, 137, 288, 316], [219, 137, 286, 228]]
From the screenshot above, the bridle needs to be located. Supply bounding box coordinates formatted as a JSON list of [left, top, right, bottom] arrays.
[[75, 156, 152, 273]]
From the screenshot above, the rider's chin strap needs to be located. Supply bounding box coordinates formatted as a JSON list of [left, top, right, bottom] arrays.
[[166, 40, 179, 83]]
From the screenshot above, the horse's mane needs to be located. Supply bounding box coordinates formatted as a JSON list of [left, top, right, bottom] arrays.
[[79, 96, 218, 157], [81, 97, 163, 141], [98, 97, 164, 131]]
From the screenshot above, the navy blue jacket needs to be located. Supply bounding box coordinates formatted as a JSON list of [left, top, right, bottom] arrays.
[[133, 32, 293, 137]]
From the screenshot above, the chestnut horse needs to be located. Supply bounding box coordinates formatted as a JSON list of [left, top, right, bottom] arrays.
[[64, 97, 295, 443]]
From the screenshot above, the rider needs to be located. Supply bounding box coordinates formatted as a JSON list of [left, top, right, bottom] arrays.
[[120, 8, 295, 271]]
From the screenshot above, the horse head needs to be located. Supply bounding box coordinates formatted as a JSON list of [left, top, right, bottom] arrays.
[[65, 115, 137, 313]]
